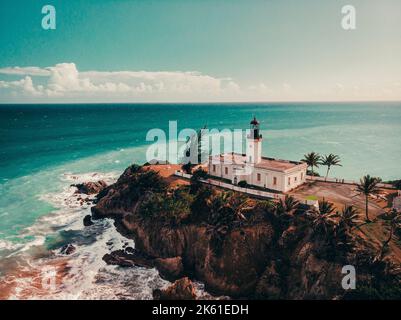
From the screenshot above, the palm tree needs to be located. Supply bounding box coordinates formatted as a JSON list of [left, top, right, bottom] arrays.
[[312, 199, 336, 236], [319, 198, 335, 215], [383, 211, 401, 247], [357, 175, 382, 222], [207, 191, 248, 226], [275, 195, 299, 218], [274, 195, 299, 223], [378, 210, 401, 261], [339, 205, 360, 229], [320, 154, 342, 180], [301, 152, 321, 176]]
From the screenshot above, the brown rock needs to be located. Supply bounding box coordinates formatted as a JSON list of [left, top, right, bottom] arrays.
[[154, 256, 184, 281], [72, 180, 107, 195], [60, 244, 76, 255], [256, 262, 282, 299], [102, 249, 154, 268], [279, 226, 299, 248], [83, 215, 93, 226], [153, 277, 197, 300]]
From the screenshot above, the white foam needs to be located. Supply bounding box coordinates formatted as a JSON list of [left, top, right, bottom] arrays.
[[2, 170, 219, 300], [2, 171, 171, 300]]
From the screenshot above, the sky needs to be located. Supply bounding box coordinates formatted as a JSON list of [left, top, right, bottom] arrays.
[[0, 0, 401, 103]]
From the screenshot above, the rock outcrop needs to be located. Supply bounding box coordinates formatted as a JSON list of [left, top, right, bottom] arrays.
[[72, 180, 107, 195], [102, 248, 154, 268], [83, 215, 93, 226], [153, 277, 197, 300], [60, 244, 76, 255], [91, 164, 401, 299], [154, 256, 184, 281]]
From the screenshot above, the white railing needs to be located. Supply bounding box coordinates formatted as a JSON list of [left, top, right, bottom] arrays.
[[203, 178, 286, 200], [174, 171, 192, 179], [306, 175, 395, 189], [175, 170, 285, 200]]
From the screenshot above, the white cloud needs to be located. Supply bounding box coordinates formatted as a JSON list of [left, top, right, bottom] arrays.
[[0, 63, 242, 102], [0, 66, 50, 77], [0, 63, 400, 102]]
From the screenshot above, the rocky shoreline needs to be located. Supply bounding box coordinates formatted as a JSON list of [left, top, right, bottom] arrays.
[[85, 164, 401, 299]]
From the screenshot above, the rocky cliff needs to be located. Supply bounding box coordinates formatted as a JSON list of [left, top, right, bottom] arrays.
[[91, 164, 401, 299]]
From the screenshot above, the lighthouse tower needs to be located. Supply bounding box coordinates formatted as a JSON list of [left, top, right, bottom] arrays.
[[246, 116, 263, 164]]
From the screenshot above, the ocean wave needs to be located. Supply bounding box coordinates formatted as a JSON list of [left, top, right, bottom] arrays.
[[1, 170, 173, 300]]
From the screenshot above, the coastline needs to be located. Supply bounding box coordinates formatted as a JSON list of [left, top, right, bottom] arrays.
[[89, 163, 401, 299], [1, 162, 400, 300]]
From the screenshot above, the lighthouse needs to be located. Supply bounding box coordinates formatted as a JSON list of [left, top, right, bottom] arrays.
[[208, 116, 307, 193], [246, 116, 262, 164]]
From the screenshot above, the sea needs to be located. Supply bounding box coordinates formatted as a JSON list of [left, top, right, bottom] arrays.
[[0, 102, 400, 299]]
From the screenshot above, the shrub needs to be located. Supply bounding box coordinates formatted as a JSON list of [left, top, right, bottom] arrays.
[[307, 170, 320, 177], [190, 168, 208, 194], [237, 180, 248, 188], [181, 162, 194, 174]]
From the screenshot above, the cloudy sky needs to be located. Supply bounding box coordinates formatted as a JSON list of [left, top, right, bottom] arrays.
[[0, 0, 401, 103]]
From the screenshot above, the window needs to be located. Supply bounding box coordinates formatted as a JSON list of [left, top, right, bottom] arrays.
[[225, 167, 228, 175], [288, 177, 291, 185], [294, 176, 297, 182], [212, 165, 216, 172], [273, 177, 277, 185], [301, 172, 304, 180], [257, 173, 261, 182]]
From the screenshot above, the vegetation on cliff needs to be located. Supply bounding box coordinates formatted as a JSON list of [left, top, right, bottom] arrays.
[[92, 164, 401, 299]]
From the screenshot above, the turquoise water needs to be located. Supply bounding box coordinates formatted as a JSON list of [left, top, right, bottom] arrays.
[[0, 102, 400, 255]]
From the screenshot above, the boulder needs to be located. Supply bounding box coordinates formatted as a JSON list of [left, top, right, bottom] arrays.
[[60, 244, 76, 255], [83, 215, 94, 226], [153, 277, 197, 300], [72, 180, 107, 195], [102, 249, 154, 268], [154, 256, 184, 281]]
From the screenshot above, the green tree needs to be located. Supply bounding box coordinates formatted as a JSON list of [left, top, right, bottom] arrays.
[[190, 168, 208, 194], [275, 195, 300, 223], [320, 154, 342, 180], [183, 125, 209, 165], [338, 205, 360, 229], [357, 175, 382, 222], [319, 198, 335, 215], [380, 211, 401, 257], [181, 161, 194, 174], [312, 199, 336, 237], [301, 152, 321, 176]]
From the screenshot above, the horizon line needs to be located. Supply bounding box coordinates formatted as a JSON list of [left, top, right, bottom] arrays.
[[1, 99, 401, 105]]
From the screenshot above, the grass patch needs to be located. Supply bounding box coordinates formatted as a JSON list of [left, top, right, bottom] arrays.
[[306, 195, 318, 201]]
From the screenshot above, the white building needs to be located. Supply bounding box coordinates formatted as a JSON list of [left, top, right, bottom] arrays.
[[208, 117, 308, 193]]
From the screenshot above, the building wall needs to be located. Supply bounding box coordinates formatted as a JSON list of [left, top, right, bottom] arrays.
[[283, 169, 307, 192], [209, 161, 233, 181], [247, 167, 307, 192], [246, 139, 262, 164], [208, 159, 307, 193]]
